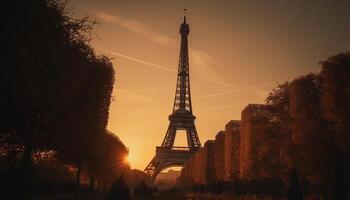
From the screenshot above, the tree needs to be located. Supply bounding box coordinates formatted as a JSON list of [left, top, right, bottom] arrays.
[[58, 55, 115, 194], [321, 52, 350, 139], [266, 81, 293, 180], [105, 175, 131, 200], [266, 74, 336, 184], [333, 149, 347, 200], [133, 181, 153, 195], [94, 132, 129, 190], [321, 52, 350, 192], [0, 0, 118, 197], [240, 104, 287, 180], [288, 166, 303, 200], [288, 74, 335, 183]]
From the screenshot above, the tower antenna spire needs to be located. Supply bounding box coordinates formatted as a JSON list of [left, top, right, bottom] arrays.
[[183, 8, 187, 23]]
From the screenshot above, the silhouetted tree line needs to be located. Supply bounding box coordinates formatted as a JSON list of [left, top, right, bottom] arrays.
[[177, 52, 350, 199], [191, 178, 284, 198], [133, 181, 154, 196], [0, 0, 129, 199], [105, 176, 130, 200]]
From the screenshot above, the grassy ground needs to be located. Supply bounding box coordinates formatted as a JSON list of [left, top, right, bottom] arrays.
[[29, 192, 188, 200], [29, 192, 105, 200], [132, 192, 187, 200], [28, 192, 291, 200]]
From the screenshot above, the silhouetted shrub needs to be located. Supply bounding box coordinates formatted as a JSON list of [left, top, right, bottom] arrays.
[[133, 181, 153, 196], [333, 150, 347, 200], [224, 121, 240, 182], [169, 186, 179, 193], [105, 176, 130, 200], [288, 167, 303, 200]]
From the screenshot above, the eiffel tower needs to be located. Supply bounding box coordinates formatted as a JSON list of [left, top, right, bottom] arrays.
[[144, 11, 201, 178]]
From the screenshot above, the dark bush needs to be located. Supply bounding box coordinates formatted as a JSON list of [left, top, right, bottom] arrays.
[[133, 181, 153, 196]]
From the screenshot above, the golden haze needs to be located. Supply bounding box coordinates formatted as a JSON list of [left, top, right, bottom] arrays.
[[68, 0, 350, 170]]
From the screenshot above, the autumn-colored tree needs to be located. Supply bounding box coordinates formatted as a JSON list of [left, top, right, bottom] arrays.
[[321, 52, 350, 193], [177, 52, 349, 197], [240, 104, 286, 180], [224, 120, 240, 182], [266, 82, 293, 180], [288, 74, 335, 183], [265, 74, 336, 184], [321, 52, 350, 143], [214, 131, 225, 182], [266, 81, 291, 124]]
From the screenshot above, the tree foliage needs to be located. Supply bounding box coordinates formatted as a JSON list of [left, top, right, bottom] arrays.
[[0, 0, 128, 196], [321, 52, 350, 158], [178, 52, 350, 198]]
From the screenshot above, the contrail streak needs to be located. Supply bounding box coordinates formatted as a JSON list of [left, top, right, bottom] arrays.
[[117, 89, 156, 105], [103, 49, 240, 88], [194, 81, 277, 101], [107, 50, 177, 72], [191, 75, 240, 88], [197, 102, 243, 112]]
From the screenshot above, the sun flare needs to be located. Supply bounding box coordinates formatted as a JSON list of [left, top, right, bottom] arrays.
[[124, 150, 136, 168], [124, 155, 129, 164]]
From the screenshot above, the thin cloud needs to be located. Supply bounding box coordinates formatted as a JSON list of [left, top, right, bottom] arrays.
[[117, 89, 156, 105], [192, 72, 239, 88], [131, 109, 167, 115], [103, 49, 240, 88], [94, 11, 222, 81], [195, 81, 277, 101], [197, 102, 243, 112], [190, 49, 219, 80], [106, 50, 176, 72], [95, 11, 176, 46]]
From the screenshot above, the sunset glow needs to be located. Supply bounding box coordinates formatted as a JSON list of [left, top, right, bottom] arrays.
[[124, 150, 137, 168], [67, 0, 350, 171], [2, 0, 350, 199], [124, 154, 129, 165]]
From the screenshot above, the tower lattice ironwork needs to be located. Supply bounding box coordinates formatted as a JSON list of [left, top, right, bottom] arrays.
[[144, 11, 201, 178]]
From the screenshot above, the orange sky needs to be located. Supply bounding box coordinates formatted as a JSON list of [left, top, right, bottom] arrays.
[[68, 0, 350, 170]]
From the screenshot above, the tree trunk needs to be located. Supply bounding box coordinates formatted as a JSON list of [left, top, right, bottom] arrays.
[[89, 174, 95, 192], [96, 180, 99, 192], [74, 167, 81, 200], [334, 150, 347, 200], [19, 143, 33, 199]]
